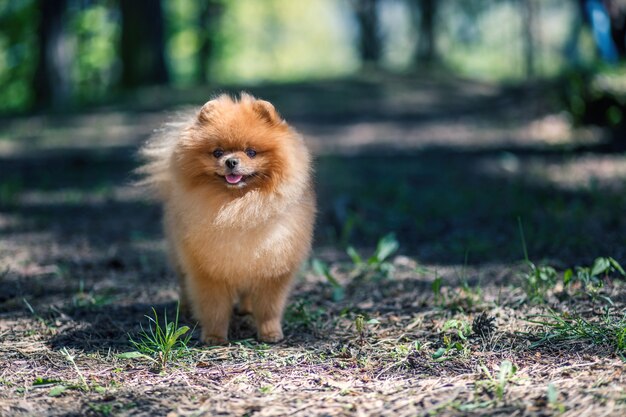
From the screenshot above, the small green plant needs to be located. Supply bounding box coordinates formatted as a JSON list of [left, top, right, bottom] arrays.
[[432, 274, 444, 306], [521, 263, 558, 302], [88, 402, 114, 416], [547, 383, 565, 413], [339, 211, 359, 247], [525, 310, 626, 356], [432, 319, 472, 360], [258, 385, 274, 395], [517, 218, 558, 302], [517, 218, 624, 303], [72, 279, 116, 308], [32, 377, 72, 397], [353, 314, 379, 344], [477, 360, 518, 401], [60, 347, 89, 391], [311, 258, 344, 301], [346, 233, 399, 280], [442, 319, 472, 341], [128, 304, 192, 370], [564, 257, 625, 298], [355, 314, 365, 338], [285, 300, 325, 334]]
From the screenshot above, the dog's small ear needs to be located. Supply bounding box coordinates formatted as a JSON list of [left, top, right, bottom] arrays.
[[197, 99, 217, 123], [252, 100, 282, 125]]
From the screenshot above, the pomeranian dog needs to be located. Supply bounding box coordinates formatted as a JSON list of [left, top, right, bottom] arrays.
[[138, 93, 315, 344]]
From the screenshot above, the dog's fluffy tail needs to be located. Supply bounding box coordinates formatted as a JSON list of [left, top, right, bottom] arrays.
[[135, 115, 191, 200]]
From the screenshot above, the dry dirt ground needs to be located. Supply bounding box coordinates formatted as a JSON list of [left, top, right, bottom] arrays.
[[0, 75, 625, 416]]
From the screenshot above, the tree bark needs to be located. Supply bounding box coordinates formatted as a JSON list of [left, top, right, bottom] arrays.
[[415, 0, 437, 64], [521, 0, 537, 79], [606, 0, 626, 58], [354, 0, 381, 65], [196, 0, 223, 84], [33, 0, 72, 109], [120, 0, 169, 88]]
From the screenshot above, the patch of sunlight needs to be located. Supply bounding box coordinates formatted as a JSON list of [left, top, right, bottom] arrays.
[[479, 153, 626, 191], [16, 186, 145, 206], [532, 155, 626, 190], [215, 0, 359, 83], [0, 111, 166, 152]]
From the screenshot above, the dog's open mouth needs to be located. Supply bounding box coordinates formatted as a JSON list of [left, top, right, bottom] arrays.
[[223, 173, 253, 185], [225, 174, 243, 184]]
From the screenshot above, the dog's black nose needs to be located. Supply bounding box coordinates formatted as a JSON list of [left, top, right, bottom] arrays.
[[225, 158, 239, 169]]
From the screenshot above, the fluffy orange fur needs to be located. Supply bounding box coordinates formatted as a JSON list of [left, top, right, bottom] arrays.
[[138, 93, 315, 344]]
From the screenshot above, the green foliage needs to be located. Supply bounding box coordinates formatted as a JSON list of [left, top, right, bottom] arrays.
[[353, 314, 379, 343], [59, 347, 88, 391], [311, 258, 344, 301], [70, 4, 119, 102], [48, 385, 68, 397], [285, 300, 325, 333], [564, 257, 625, 297], [432, 274, 444, 305], [72, 279, 116, 308], [519, 251, 625, 303], [442, 319, 472, 341], [432, 319, 472, 360], [477, 360, 518, 401], [347, 233, 399, 281], [526, 310, 626, 355], [354, 314, 364, 336], [164, 0, 207, 84], [562, 67, 626, 133], [215, 0, 357, 83], [33, 377, 61, 386], [0, 1, 37, 111], [517, 218, 625, 303], [0, 1, 118, 110], [87, 402, 114, 416], [518, 217, 558, 302], [547, 383, 565, 412], [128, 305, 192, 370], [521, 263, 558, 302]]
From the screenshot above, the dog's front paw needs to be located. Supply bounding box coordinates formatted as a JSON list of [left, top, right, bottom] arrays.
[[201, 332, 228, 346], [258, 329, 284, 343]]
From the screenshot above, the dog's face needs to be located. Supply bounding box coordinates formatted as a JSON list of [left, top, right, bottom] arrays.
[[173, 94, 301, 195], [211, 146, 262, 189]]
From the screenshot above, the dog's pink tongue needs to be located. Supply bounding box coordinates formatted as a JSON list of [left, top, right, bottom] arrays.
[[225, 174, 243, 184]]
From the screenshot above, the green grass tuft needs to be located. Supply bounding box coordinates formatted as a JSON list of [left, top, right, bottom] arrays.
[[526, 310, 626, 356], [128, 304, 192, 370], [346, 233, 399, 281]]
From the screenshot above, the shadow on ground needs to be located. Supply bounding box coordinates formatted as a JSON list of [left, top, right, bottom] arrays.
[[0, 76, 624, 346]]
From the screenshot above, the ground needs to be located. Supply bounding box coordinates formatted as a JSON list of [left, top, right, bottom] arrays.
[[0, 74, 625, 416]]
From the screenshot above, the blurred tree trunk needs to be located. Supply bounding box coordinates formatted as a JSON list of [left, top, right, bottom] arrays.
[[353, 0, 381, 66], [33, 0, 72, 109], [410, 0, 438, 65], [196, 0, 223, 84], [606, 0, 626, 58], [120, 0, 168, 88], [521, 0, 537, 79], [563, 0, 585, 65]]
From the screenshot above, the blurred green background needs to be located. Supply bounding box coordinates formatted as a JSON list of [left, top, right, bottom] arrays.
[[1, 0, 624, 121]]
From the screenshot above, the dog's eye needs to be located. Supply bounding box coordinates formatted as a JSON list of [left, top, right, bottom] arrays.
[[245, 148, 257, 158], [212, 149, 224, 158]]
